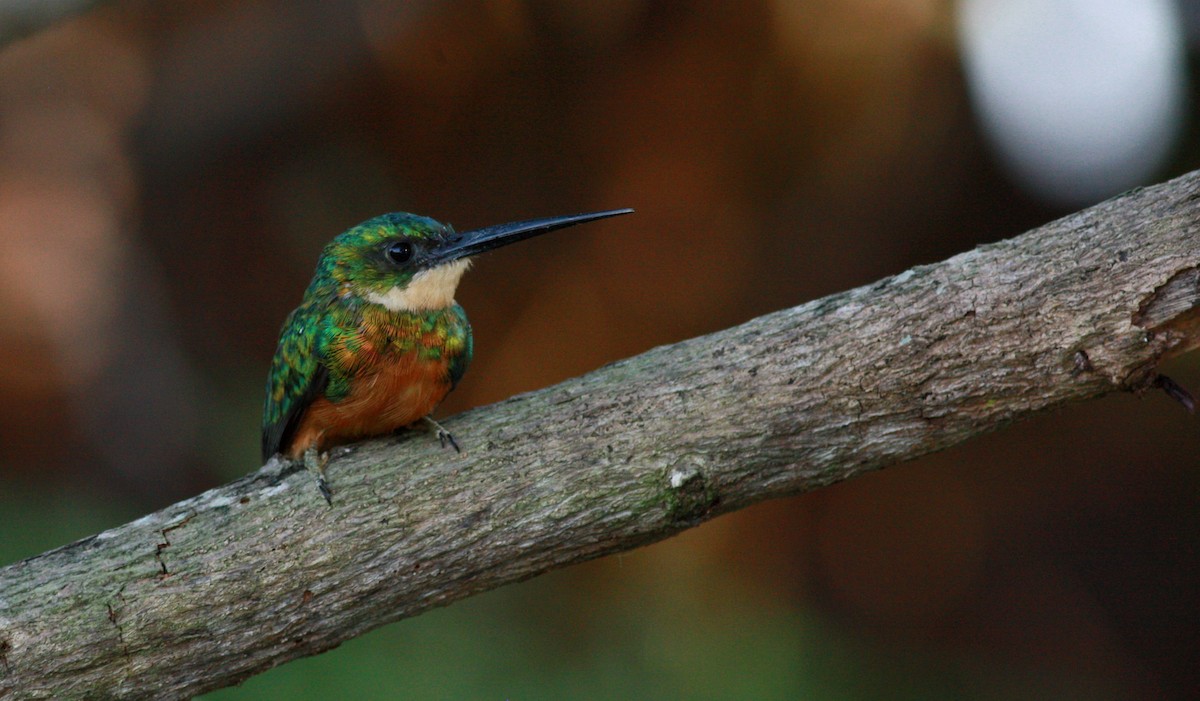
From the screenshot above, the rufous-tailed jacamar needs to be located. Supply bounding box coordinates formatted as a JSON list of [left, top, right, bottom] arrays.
[[263, 208, 632, 503]]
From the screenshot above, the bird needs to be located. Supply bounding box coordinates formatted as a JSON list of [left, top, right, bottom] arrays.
[[262, 208, 632, 503]]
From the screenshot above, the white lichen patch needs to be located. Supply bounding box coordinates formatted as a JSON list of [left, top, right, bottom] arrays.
[[669, 466, 699, 489], [203, 495, 238, 509], [258, 482, 291, 498]]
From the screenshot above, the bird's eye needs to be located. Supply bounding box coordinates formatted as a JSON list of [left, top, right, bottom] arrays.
[[385, 241, 413, 264]]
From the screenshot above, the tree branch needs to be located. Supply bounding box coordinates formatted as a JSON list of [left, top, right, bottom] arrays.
[[2, 171, 1199, 699]]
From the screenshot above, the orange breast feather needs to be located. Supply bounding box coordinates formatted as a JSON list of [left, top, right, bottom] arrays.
[[285, 353, 451, 458]]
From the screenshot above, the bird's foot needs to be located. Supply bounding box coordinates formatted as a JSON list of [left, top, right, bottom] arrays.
[[303, 447, 333, 505], [422, 416, 460, 453]]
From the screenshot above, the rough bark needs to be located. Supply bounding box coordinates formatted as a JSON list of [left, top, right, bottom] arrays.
[[2, 171, 1199, 699]]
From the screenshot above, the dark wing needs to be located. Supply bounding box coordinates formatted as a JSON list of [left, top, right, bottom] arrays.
[[446, 304, 473, 390], [261, 305, 330, 462]]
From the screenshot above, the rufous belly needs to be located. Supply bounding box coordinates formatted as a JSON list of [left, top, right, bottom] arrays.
[[285, 355, 452, 458]]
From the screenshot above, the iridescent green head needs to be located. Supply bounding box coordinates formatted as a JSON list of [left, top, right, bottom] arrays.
[[310, 209, 634, 312]]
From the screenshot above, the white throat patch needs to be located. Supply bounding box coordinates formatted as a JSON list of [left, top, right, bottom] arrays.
[[365, 259, 471, 312]]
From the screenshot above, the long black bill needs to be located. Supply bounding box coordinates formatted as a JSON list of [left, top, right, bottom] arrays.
[[430, 208, 633, 264]]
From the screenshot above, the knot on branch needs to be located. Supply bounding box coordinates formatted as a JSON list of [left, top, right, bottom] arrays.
[[662, 460, 718, 525], [1124, 265, 1200, 390], [1133, 266, 1200, 352]]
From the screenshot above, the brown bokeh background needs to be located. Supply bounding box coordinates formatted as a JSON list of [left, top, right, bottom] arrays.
[[1, 2, 1198, 698]]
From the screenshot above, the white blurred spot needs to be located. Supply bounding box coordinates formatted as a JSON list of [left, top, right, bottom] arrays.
[[959, 0, 1187, 206]]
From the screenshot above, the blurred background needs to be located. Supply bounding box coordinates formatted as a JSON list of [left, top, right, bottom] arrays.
[[1, 0, 1199, 698]]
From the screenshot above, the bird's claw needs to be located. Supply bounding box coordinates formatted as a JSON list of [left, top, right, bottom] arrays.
[[438, 428, 460, 452], [303, 447, 334, 505], [316, 476, 333, 505], [423, 416, 461, 453]]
